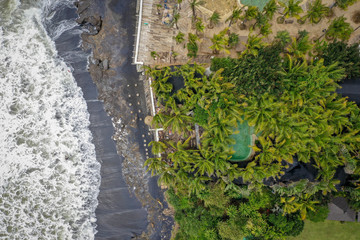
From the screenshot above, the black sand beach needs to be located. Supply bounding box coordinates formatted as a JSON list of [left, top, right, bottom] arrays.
[[51, 0, 172, 239], [76, 0, 173, 239]]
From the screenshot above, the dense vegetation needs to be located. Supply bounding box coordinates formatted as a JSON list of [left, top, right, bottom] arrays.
[[146, 1, 360, 239]]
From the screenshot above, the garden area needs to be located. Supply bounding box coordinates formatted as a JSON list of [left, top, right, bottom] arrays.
[[145, 0, 360, 65], [143, 0, 360, 239]]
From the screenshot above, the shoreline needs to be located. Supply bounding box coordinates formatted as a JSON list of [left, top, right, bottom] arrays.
[[75, 0, 173, 239]]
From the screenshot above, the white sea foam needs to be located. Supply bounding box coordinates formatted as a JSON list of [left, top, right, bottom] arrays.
[[0, 1, 100, 239]]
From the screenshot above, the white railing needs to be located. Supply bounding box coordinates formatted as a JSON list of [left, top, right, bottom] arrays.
[[134, 0, 144, 65]]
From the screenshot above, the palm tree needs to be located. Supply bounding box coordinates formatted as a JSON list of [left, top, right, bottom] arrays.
[[332, 0, 358, 10], [152, 112, 168, 128], [326, 16, 353, 41], [177, 0, 183, 10], [226, 8, 242, 27], [242, 34, 267, 56], [144, 157, 166, 176], [172, 13, 180, 29], [187, 33, 199, 58], [195, 18, 205, 35], [277, 0, 304, 23], [263, 0, 279, 20], [239, 6, 258, 29], [174, 31, 185, 44], [189, 0, 204, 19], [258, 22, 272, 37], [287, 35, 313, 59], [210, 28, 229, 54], [242, 6, 259, 22], [151, 75, 173, 95], [252, 11, 268, 30], [227, 33, 239, 48], [208, 11, 220, 29], [305, 0, 329, 24], [275, 30, 291, 46], [149, 140, 168, 155]]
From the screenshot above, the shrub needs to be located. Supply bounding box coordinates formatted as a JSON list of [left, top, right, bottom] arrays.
[[321, 41, 360, 79], [193, 105, 209, 126], [307, 205, 329, 222], [268, 213, 304, 237]]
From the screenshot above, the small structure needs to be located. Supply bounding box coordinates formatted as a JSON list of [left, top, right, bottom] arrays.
[[327, 197, 356, 222]]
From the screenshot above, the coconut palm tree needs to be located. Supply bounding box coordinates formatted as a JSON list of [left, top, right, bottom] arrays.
[[287, 35, 313, 59], [263, 0, 279, 20], [242, 34, 267, 56], [151, 75, 172, 96], [144, 157, 167, 176], [326, 16, 353, 41], [189, 0, 204, 19], [210, 28, 229, 54], [277, 0, 304, 23], [174, 31, 185, 44], [227, 33, 239, 48], [226, 7, 242, 27], [242, 6, 259, 23], [195, 18, 205, 35], [172, 13, 180, 29], [275, 30, 291, 46], [305, 0, 329, 24], [177, 0, 183, 10], [332, 0, 358, 10], [149, 140, 168, 155], [152, 112, 168, 128], [208, 11, 220, 29], [258, 22, 272, 37], [187, 33, 199, 58], [252, 11, 268, 30]]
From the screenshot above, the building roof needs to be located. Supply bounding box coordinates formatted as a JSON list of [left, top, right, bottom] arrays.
[[327, 197, 356, 222]]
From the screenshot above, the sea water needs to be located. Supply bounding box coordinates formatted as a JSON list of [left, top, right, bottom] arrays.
[[0, 0, 100, 239]]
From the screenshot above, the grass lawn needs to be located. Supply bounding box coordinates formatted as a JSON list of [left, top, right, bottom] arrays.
[[289, 220, 360, 240]]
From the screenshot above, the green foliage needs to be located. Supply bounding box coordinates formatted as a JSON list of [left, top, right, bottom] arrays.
[[150, 51, 159, 60], [210, 28, 229, 54], [305, 0, 329, 24], [248, 189, 274, 209], [210, 57, 236, 77], [193, 105, 209, 126], [275, 30, 291, 46], [226, 7, 242, 27], [335, 0, 358, 10], [268, 213, 304, 236], [174, 31, 185, 44], [307, 205, 329, 222], [345, 187, 360, 211], [263, 0, 279, 20], [147, 33, 360, 240], [278, 0, 304, 19], [208, 11, 220, 28], [230, 44, 283, 96], [287, 35, 313, 59], [227, 33, 239, 48], [321, 41, 360, 79], [326, 16, 353, 41], [187, 33, 199, 58], [195, 18, 205, 35]]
